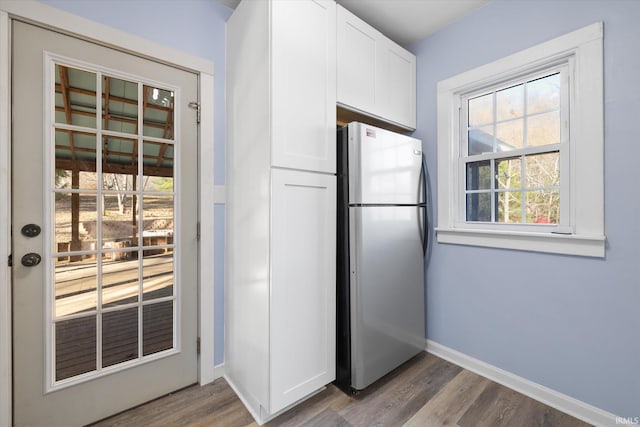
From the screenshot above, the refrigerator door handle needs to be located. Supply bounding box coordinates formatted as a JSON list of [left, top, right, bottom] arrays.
[[421, 156, 428, 256], [418, 204, 425, 253]]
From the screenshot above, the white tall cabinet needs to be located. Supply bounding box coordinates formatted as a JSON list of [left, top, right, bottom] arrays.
[[226, 0, 336, 424]]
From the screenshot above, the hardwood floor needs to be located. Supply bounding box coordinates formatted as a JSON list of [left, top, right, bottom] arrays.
[[91, 353, 591, 427]]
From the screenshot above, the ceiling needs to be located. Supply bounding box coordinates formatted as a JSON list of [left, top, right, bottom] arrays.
[[217, 0, 490, 47]]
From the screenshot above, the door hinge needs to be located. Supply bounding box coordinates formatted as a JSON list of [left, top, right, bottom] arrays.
[[197, 222, 201, 241], [188, 101, 201, 124], [197, 337, 201, 355], [8, 254, 12, 267]]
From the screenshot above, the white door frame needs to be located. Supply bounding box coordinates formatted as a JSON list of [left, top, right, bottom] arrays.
[[0, 2, 217, 426]]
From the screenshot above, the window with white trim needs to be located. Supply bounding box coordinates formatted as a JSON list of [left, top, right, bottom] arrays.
[[436, 23, 604, 257], [463, 65, 568, 229]]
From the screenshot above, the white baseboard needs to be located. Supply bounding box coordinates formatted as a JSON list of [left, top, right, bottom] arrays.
[[213, 363, 225, 380], [425, 340, 618, 427], [224, 374, 264, 425], [213, 185, 226, 204]]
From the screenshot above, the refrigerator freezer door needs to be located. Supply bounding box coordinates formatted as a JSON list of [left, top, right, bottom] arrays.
[[348, 122, 423, 205], [349, 205, 426, 390]]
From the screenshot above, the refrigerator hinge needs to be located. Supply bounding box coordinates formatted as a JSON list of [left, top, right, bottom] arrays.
[[188, 101, 201, 124], [197, 222, 201, 241], [197, 337, 201, 354], [7, 254, 12, 267]]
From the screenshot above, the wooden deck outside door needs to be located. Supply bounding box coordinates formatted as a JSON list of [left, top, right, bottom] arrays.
[[12, 21, 199, 426]]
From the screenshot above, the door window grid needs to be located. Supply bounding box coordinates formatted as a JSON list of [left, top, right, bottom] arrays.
[[460, 67, 567, 227], [50, 61, 179, 386]]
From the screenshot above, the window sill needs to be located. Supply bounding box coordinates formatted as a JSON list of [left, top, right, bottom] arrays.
[[436, 227, 605, 257]]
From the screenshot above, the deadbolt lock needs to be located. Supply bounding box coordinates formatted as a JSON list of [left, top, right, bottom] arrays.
[[21, 224, 41, 238]]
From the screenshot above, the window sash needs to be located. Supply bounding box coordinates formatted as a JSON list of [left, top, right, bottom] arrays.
[[457, 64, 571, 231]]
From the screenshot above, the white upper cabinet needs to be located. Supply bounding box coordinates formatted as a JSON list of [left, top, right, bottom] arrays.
[[376, 37, 417, 129], [337, 5, 417, 130], [336, 5, 377, 115], [271, 0, 337, 174]]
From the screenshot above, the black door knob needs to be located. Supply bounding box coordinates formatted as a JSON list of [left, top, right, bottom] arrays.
[[21, 253, 41, 267]]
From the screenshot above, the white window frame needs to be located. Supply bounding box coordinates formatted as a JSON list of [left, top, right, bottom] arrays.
[[459, 64, 570, 231], [436, 22, 604, 257]]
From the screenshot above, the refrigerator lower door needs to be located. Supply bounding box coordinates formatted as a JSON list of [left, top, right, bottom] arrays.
[[349, 205, 426, 390]]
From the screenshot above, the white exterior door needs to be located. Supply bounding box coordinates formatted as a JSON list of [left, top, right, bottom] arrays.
[[12, 21, 198, 426]]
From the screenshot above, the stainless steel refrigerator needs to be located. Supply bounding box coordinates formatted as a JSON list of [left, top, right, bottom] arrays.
[[336, 122, 427, 392]]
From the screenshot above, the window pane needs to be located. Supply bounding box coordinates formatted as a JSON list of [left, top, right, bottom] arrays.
[[526, 190, 559, 224], [102, 194, 138, 248], [143, 253, 173, 301], [496, 84, 524, 121], [55, 64, 97, 128], [55, 130, 98, 189], [143, 301, 173, 356], [495, 157, 521, 190], [466, 161, 491, 191], [468, 126, 494, 155], [102, 307, 138, 368], [527, 111, 560, 147], [103, 76, 138, 134], [102, 253, 139, 308], [55, 316, 96, 381], [143, 195, 174, 247], [143, 142, 174, 189], [525, 152, 559, 188], [102, 136, 138, 190], [496, 119, 523, 151], [55, 193, 96, 252], [527, 73, 560, 115], [497, 191, 522, 223], [468, 93, 493, 127], [55, 262, 97, 318], [466, 192, 491, 222], [143, 85, 174, 139]]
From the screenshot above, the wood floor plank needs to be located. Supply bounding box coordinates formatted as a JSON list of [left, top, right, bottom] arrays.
[[403, 369, 490, 427], [457, 382, 524, 427], [296, 407, 352, 427], [264, 384, 350, 427], [92, 352, 593, 427], [338, 353, 462, 426], [506, 397, 592, 427]]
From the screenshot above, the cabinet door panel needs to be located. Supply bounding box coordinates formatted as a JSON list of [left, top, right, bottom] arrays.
[[377, 38, 416, 129], [270, 169, 336, 413], [337, 5, 417, 131], [272, 0, 336, 173], [337, 5, 377, 113]]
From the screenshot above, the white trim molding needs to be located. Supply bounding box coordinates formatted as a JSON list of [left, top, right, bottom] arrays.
[[0, 10, 12, 427], [213, 185, 226, 204], [199, 74, 216, 385], [213, 363, 225, 380], [436, 22, 604, 257], [426, 340, 619, 426], [0, 2, 217, 425]]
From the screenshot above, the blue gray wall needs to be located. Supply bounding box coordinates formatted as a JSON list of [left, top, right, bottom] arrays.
[[410, 0, 640, 417], [38, 0, 232, 365]]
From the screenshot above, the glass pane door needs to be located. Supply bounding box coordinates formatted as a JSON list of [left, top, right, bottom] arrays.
[[52, 63, 178, 385]]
